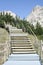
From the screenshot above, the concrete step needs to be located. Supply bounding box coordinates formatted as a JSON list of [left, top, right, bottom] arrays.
[[11, 40, 31, 42], [12, 48, 35, 51], [11, 37, 28, 40], [10, 33, 28, 36], [10, 30, 23, 33], [10, 29, 22, 32], [11, 47, 33, 49], [11, 41, 31, 44], [12, 49, 36, 52], [12, 51, 36, 54], [8, 54, 39, 61], [11, 43, 32, 47]]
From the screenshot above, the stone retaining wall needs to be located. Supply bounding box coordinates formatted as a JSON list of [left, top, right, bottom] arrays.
[[0, 38, 10, 65]]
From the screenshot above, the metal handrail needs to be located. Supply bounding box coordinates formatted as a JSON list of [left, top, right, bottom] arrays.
[[27, 25, 41, 61]]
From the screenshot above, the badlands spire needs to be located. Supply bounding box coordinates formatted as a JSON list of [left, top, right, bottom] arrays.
[[26, 5, 43, 27]]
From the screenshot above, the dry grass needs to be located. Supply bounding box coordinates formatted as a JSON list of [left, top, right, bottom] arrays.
[[28, 34, 35, 44], [0, 28, 9, 43], [0, 28, 9, 65]]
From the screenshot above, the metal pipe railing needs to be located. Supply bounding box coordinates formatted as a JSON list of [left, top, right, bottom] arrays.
[[27, 25, 41, 60]]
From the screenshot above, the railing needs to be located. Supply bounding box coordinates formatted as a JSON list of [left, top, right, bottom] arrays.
[[27, 25, 41, 60]]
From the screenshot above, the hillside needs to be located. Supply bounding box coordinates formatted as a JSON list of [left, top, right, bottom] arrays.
[[0, 10, 43, 38]]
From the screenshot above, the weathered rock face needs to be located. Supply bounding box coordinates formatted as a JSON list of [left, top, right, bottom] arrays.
[[0, 28, 10, 65], [0, 41, 10, 65], [26, 5, 43, 27]]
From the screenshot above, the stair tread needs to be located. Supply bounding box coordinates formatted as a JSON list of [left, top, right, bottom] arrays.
[[11, 41, 31, 43], [11, 47, 33, 49], [12, 49, 35, 50], [11, 40, 30, 41], [10, 33, 28, 36], [12, 51, 36, 54]]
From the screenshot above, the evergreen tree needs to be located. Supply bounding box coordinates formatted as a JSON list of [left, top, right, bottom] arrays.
[[35, 22, 43, 35]]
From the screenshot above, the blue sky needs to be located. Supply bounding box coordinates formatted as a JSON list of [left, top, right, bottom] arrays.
[[0, 0, 43, 18]]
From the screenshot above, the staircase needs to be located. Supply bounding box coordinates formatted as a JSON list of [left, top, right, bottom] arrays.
[[10, 26, 36, 54], [3, 25, 41, 65]]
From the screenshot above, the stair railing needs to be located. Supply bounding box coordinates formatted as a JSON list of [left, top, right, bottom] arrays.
[[27, 25, 41, 60]]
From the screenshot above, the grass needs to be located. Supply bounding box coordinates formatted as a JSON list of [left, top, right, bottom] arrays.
[[37, 35, 43, 40], [28, 34, 43, 41], [0, 28, 9, 43]]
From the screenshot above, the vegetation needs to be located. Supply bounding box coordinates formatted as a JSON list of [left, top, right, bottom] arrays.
[[37, 35, 43, 40], [35, 22, 43, 35], [0, 11, 43, 40]]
